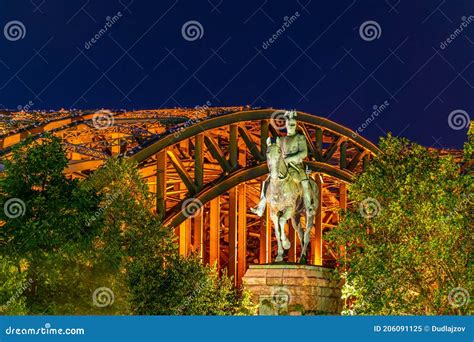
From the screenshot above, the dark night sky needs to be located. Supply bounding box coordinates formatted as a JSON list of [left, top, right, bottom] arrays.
[[0, 0, 472, 148]]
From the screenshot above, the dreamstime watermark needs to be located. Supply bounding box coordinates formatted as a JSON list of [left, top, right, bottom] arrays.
[[170, 100, 211, 139], [4, 198, 26, 219], [365, 279, 389, 302], [271, 286, 291, 311], [359, 20, 382, 42], [359, 197, 381, 219], [440, 16, 474, 50], [92, 110, 115, 130], [0, 278, 33, 312], [456, 193, 473, 212], [4, 20, 26, 41], [92, 287, 114, 307], [5, 323, 85, 336], [193, 100, 211, 118], [84, 12, 123, 50], [85, 190, 120, 227], [352, 100, 389, 138], [447, 109, 470, 130], [176, 278, 210, 313], [262, 11, 300, 49], [182, 198, 203, 218], [445, 193, 473, 222], [181, 20, 204, 41], [17, 100, 34, 112], [448, 287, 469, 308], [269, 110, 288, 131]]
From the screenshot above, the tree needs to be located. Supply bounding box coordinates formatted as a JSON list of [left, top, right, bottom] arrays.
[[0, 134, 108, 314], [80, 157, 177, 315], [81, 157, 175, 262], [87, 158, 256, 315], [1, 138, 255, 315], [327, 134, 473, 315], [0, 135, 132, 314], [127, 253, 256, 315], [0, 134, 101, 258]]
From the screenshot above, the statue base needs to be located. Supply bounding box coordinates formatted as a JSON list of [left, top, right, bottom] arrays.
[[242, 264, 342, 315]]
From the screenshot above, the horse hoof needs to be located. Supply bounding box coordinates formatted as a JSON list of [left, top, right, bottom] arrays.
[[250, 207, 264, 217], [282, 239, 291, 250], [275, 256, 283, 262]]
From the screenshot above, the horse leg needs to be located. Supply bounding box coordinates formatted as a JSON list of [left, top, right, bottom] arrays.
[[279, 210, 292, 250], [251, 177, 269, 217], [298, 227, 310, 264], [301, 179, 315, 216], [292, 215, 304, 256], [300, 181, 319, 263], [272, 213, 284, 262], [301, 215, 314, 257]]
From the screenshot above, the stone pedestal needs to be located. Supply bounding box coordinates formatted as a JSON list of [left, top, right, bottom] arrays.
[[242, 264, 342, 315]]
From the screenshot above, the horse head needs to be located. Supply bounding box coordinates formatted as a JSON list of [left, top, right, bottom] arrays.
[[266, 137, 286, 179]]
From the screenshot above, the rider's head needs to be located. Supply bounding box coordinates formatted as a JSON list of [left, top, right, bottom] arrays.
[[285, 110, 297, 136]]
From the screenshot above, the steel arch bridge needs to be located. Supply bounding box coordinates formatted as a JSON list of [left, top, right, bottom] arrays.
[[0, 107, 379, 285]]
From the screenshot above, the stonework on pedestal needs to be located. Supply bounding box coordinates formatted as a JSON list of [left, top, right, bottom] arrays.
[[242, 264, 342, 315]]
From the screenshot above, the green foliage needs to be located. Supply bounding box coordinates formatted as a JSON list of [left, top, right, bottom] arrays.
[[327, 134, 473, 315], [29, 156, 174, 315], [128, 253, 256, 315], [0, 134, 101, 258], [82, 157, 173, 261], [0, 134, 113, 314], [88, 158, 255, 315], [0, 256, 29, 315], [21, 250, 130, 315], [0, 136, 129, 314], [1, 138, 254, 316]]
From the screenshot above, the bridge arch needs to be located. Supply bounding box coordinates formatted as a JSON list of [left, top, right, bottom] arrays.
[[127, 109, 378, 285]]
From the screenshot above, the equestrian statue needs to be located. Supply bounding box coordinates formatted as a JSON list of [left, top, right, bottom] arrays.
[[251, 110, 319, 263]]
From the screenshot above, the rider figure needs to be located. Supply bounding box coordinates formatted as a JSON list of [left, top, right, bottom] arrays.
[[251, 110, 313, 217]]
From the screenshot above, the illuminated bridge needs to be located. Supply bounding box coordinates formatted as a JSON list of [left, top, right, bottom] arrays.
[[0, 106, 379, 285]]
